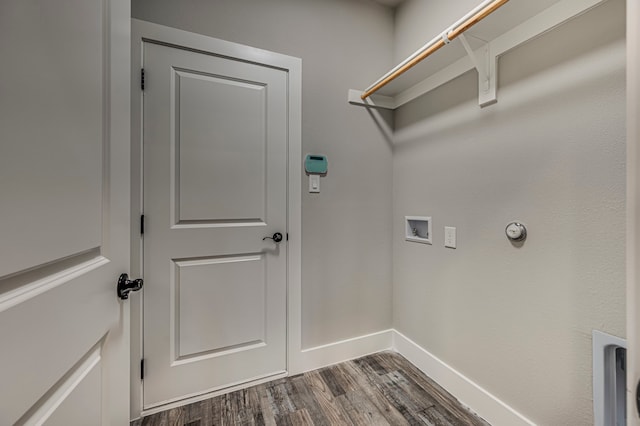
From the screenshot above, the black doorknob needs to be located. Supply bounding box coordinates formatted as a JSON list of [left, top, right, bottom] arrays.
[[117, 273, 144, 300], [263, 232, 283, 243]]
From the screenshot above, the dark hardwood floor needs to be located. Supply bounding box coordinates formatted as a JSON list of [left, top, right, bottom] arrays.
[[132, 351, 490, 426]]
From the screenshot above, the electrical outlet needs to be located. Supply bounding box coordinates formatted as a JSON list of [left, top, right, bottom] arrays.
[[444, 226, 456, 249], [309, 175, 320, 193]]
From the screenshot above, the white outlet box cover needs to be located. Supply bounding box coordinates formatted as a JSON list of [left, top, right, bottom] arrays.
[[405, 216, 432, 244], [444, 226, 456, 249], [309, 174, 320, 193]]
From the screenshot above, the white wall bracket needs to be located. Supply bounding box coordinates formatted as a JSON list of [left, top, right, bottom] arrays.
[[457, 34, 497, 107]]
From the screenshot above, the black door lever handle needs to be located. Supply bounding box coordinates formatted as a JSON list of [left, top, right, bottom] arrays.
[[117, 273, 144, 300], [263, 232, 283, 243]]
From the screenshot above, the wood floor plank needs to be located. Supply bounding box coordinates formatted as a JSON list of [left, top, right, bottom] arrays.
[[381, 370, 460, 426], [244, 385, 266, 426], [185, 402, 203, 424], [133, 352, 491, 426], [167, 405, 187, 425], [359, 353, 392, 376], [226, 390, 248, 424], [319, 367, 346, 397], [328, 363, 361, 394], [369, 351, 402, 375], [353, 355, 433, 425], [386, 370, 444, 412], [337, 390, 393, 426], [423, 405, 458, 426], [383, 353, 490, 426], [283, 408, 314, 426], [303, 369, 354, 425], [219, 393, 233, 425], [370, 352, 444, 413], [264, 378, 296, 418], [205, 393, 224, 426], [256, 384, 278, 426], [340, 360, 411, 426], [289, 374, 332, 426]]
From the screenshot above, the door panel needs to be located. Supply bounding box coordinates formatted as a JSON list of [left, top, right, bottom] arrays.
[[175, 255, 266, 358], [38, 344, 102, 426], [0, 0, 130, 424], [0, 0, 104, 278], [177, 70, 267, 222], [143, 41, 288, 407], [43, 364, 102, 426], [1, 277, 112, 424]]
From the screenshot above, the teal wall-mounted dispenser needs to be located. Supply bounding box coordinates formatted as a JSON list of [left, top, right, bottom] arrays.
[[304, 154, 328, 175]]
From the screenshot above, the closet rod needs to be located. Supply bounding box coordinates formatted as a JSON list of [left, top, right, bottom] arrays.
[[361, 0, 509, 100]]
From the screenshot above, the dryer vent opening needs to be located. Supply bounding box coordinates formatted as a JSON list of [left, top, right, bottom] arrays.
[[593, 330, 626, 426]]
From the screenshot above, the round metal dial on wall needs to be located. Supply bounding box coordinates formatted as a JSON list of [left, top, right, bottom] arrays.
[[505, 222, 527, 242]]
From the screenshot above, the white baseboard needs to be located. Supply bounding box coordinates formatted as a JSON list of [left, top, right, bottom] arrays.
[[292, 329, 394, 374], [392, 330, 535, 426], [135, 329, 534, 425]]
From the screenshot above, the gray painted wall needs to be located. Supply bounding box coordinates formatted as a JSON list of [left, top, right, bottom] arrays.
[[132, 0, 627, 422], [131, 0, 395, 349], [394, 0, 478, 63], [392, 0, 626, 424]]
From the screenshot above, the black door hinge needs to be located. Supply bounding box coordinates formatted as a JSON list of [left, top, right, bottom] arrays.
[[141, 359, 145, 380], [141, 69, 145, 91], [140, 215, 145, 235]]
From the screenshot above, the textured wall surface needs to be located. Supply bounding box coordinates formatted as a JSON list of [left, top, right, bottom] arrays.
[[131, 0, 395, 349], [132, 0, 628, 423], [392, 1, 626, 424]]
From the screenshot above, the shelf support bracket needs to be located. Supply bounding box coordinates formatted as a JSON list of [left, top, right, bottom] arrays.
[[457, 34, 497, 107]]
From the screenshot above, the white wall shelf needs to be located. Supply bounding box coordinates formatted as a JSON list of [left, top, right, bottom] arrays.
[[348, 0, 608, 110]]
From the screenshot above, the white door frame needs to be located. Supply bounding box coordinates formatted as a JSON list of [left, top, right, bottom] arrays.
[[628, 0, 640, 424], [130, 19, 302, 419]]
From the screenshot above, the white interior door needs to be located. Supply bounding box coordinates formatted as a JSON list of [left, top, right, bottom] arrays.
[[142, 41, 288, 408], [0, 0, 130, 425]]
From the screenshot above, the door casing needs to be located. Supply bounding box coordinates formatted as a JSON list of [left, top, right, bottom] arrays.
[[130, 19, 302, 419]]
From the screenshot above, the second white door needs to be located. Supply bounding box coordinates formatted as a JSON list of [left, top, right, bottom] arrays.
[[142, 41, 288, 408]]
